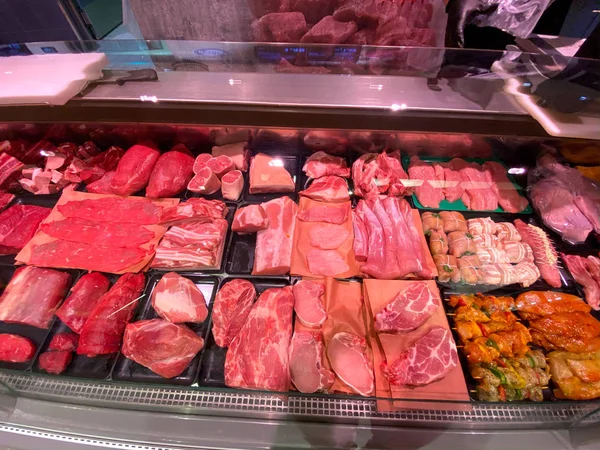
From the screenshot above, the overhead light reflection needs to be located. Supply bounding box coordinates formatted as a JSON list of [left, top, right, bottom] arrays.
[[140, 95, 158, 102], [391, 103, 407, 111], [508, 167, 526, 175], [268, 159, 284, 167]]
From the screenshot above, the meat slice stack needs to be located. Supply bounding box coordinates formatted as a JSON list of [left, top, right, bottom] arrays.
[[293, 280, 327, 328], [0, 204, 51, 254], [225, 286, 294, 391]]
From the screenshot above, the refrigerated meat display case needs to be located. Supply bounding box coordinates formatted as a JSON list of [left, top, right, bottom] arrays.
[[0, 41, 600, 450]]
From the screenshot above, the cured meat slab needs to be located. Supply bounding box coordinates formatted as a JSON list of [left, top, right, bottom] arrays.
[[363, 279, 469, 410], [15, 191, 178, 274], [225, 286, 294, 391]]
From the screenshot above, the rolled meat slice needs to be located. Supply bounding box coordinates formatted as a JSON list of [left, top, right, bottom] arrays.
[[221, 170, 244, 201], [188, 167, 221, 195]]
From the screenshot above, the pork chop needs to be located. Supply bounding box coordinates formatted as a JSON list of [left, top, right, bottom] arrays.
[[327, 331, 374, 396], [289, 331, 335, 394], [293, 280, 327, 328], [152, 272, 208, 323], [375, 282, 439, 333]]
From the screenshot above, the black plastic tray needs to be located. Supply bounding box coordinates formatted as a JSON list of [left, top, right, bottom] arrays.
[[197, 277, 290, 388], [0, 265, 80, 371], [112, 272, 219, 386]]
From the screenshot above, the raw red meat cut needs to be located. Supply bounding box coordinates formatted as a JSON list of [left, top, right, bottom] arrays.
[[288, 0, 334, 24], [0, 334, 36, 362], [483, 161, 529, 213], [48, 332, 78, 351], [301, 15, 357, 43], [41, 217, 155, 248], [188, 167, 221, 195], [212, 278, 256, 348], [158, 221, 224, 248], [408, 157, 444, 208], [378, 151, 413, 197], [352, 211, 368, 262], [353, 152, 413, 198], [86, 171, 116, 194], [514, 220, 561, 288], [111, 144, 160, 196], [308, 223, 349, 250], [252, 12, 308, 42], [225, 286, 294, 391], [306, 249, 350, 276], [0, 192, 15, 212], [289, 331, 335, 394], [212, 143, 248, 171], [206, 155, 235, 178], [365, 195, 402, 278], [300, 176, 349, 202], [451, 158, 498, 210], [55, 272, 111, 334], [77, 273, 145, 357], [221, 170, 244, 201], [327, 331, 374, 396], [253, 197, 297, 275], [440, 162, 463, 203], [192, 153, 212, 174], [58, 197, 163, 225], [29, 240, 148, 273], [152, 272, 208, 323], [333, 0, 398, 26], [0, 266, 71, 329], [384, 326, 458, 386], [297, 202, 349, 224], [293, 280, 326, 328], [249, 153, 295, 194], [159, 198, 226, 226], [0, 204, 51, 254], [122, 319, 204, 378], [145, 146, 194, 198], [354, 199, 386, 278], [562, 254, 600, 310], [232, 204, 268, 233], [38, 350, 71, 374], [375, 283, 439, 333], [303, 151, 350, 179], [0, 152, 24, 189]]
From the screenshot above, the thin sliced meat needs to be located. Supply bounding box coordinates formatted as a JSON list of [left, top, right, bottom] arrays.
[[298, 202, 349, 224], [57, 197, 163, 225], [0, 204, 51, 255], [232, 205, 269, 233], [303, 151, 350, 179], [300, 176, 349, 203], [483, 161, 529, 213], [41, 218, 155, 248], [308, 224, 349, 250], [408, 157, 444, 208], [289, 331, 335, 394], [152, 272, 208, 323], [160, 221, 224, 248], [29, 240, 148, 273], [293, 280, 326, 328], [158, 198, 226, 226], [212, 279, 256, 348], [306, 249, 350, 277], [327, 331, 374, 396], [375, 282, 439, 333], [451, 158, 498, 210]]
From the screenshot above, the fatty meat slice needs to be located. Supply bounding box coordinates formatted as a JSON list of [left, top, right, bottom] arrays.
[[193, 153, 212, 174], [293, 280, 327, 328], [308, 223, 349, 250], [302, 151, 350, 179], [159, 198, 227, 226], [122, 319, 204, 378], [0, 266, 71, 329], [289, 331, 335, 393], [299, 175, 349, 203], [375, 282, 439, 333], [48, 332, 79, 351], [221, 170, 244, 201], [111, 144, 161, 196], [161, 221, 224, 248], [41, 217, 155, 248], [206, 155, 235, 178], [0, 334, 36, 363], [297, 202, 349, 224], [306, 249, 350, 277], [38, 350, 72, 374], [146, 146, 195, 198], [188, 167, 221, 195], [232, 204, 269, 233], [384, 326, 458, 386], [57, 197, 163, 225], [327, 331, 374, 396], [249, 153, 295, 194], [212, 278, 256, 348], [55, 272, 111, 334], [212, 142, 248, 171], [77, 273, 145, 357], [152, 272, 208, 323]]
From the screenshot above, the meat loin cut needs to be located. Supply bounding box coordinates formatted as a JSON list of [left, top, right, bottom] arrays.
[[221, 170, 244, 201], [0, 334, 36, 362], [122, 319, 204, 378], [152, 272, 208, 323], [111, 144, 161, 196], [48, 332, 78, 351], [77, 273, 145, 357], [300, 175, 349, 203], [0, 266, 71, 329], [327, 331, 374, 396], [225, 286, 294, 391], [145, 145, 194, 198], [212, 278, 256, 348], [249, 153, 295, 194], [232, 204, 269, 233], [188, 167, 221, 195], [0, 204, 51, 255], [303, 151, 350, 179], [38, 350, 72, 374], [293, 280, 326, 328], [384, 326, 458, 386], [289, 331, 335, 394], [375, 282, 439, 333], [253, 196, 297, 275]]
